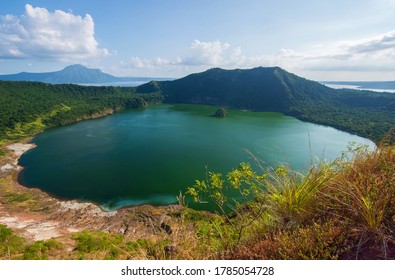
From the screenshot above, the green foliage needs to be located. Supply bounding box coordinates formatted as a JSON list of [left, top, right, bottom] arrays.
[[126, 238, 153, 252], [187, 162, 268, 245], [187, 162, 266, 209], [0, 224, 26, 259], [195, 217, 233, 252], [273, 221, 348, 260], [181, 208, 211, 222], [1, 144, 393, 260], [0, 81, 163, 142], [5, 192, 31, 203], [23, 239, 64, 260], [72, 230, 126, 260], [140, 67, 395, 143], [265, 162, 334, 224], [186, 144, 395, 259], [323, 145, 395, 234], [186, 161, 336, 249], [72, 230, 163, 260]]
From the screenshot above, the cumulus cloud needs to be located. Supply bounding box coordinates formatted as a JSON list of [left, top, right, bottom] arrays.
[[126, 30, 395, 79], [128, 39, 245, 71], [130, 56, 182, 69], [127, 39, 299, 73], [183, 39, 230, 65], [0, 4, 108, 60]]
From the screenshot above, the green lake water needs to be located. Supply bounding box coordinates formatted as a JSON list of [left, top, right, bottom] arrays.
[[18, 104, 374, 210]]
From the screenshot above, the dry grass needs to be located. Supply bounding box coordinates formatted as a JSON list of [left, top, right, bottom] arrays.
[[319, 145, 395, 259], [1, 144, 394, 260], [265, 162, 335, 225]]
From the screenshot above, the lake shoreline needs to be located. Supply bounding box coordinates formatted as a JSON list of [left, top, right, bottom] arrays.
[[17, 104, 375, 210], [0, 139, 184, 243], [0, 103, 376, 245]]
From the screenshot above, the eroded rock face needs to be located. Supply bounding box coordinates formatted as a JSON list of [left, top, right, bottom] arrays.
[[48, 196, 184, 238]]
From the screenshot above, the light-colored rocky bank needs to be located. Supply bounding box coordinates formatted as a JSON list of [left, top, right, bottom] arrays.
[[0, 143, 36, 177], [0, 142, 183, 243]]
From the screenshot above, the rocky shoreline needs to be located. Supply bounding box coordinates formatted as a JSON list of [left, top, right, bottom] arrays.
[[0, 141, 183, 243]]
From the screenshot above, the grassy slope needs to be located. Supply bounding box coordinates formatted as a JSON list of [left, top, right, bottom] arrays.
[[1, 144, 393, 260]]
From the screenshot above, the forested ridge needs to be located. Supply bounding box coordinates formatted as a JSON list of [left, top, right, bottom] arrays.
[[0, 81, 162, 143], [137, 67, 395, 143]]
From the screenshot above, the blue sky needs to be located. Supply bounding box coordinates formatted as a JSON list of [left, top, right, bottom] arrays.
[[1, 0, 395, 80]]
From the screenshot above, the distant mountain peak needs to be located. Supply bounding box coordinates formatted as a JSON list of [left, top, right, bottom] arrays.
[[137, 66, 335, 112], [0, 64, 121, 84], [64, 64, 87, 69], [62, 64, 101, 72]]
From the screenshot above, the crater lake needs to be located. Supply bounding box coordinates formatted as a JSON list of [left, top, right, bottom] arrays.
[[18, 104, 374, 210]]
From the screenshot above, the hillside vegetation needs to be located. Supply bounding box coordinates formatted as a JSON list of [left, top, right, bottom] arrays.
[[138, 67, 395, 143], [1, 144, 393, 259], [0, 81, 162, 144], [1, 66, 394, 144], [0, 67, 394, 259]]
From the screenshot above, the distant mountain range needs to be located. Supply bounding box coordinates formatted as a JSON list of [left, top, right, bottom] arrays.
[[0, 64, 155, 84], [2, 64, 394, 91]]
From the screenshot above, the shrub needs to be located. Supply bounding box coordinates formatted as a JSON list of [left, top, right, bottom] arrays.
[[23, 239, 64, 260], [73, 230, 125, 260], [321, 145, 395, 258], [5, 192, 31, 203], [273, 221, 348, 259], [0, 224, 25, 259], [265, 162, 335, 225]]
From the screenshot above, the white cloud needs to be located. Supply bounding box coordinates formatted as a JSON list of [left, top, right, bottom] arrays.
[[127, 39, 294, 73], [284, 29, 395, 76], [125, 30, 395, 80], [0, 4, 108, 60], [183, 39, 230, 65], [130, 56, 182, 69], [128, 39, 241, 71]]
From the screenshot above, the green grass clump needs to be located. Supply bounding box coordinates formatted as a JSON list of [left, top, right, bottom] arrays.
[[186, 144, 395, 259], [273, 221, 348, 259], [5, 192, 31, 203], [72, 230, 127, 260], [23, 239, 64, 260], [0, 224, 26, 259], [265, 161, 334, 225], [319, 145, 395, 258]]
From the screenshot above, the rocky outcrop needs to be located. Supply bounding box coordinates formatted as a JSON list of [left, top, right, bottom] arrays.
[[213, 107, 227, 118]]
